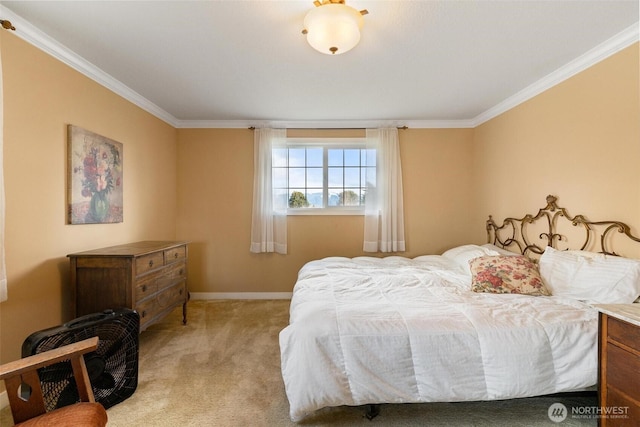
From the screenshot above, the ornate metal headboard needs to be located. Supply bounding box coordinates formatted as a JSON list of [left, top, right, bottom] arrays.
[[486, 195, 640, 258]]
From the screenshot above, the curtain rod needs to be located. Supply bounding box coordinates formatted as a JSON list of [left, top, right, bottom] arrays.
[[248, 126, 408, 130]]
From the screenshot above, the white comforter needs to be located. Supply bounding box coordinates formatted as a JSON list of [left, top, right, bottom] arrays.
[[279, 255, 598, 422]]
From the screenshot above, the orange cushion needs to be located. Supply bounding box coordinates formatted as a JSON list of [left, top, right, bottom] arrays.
[[16, 402, 107, 427]]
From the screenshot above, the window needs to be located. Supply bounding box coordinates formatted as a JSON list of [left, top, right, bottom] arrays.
[[272, 138, 375, 214]]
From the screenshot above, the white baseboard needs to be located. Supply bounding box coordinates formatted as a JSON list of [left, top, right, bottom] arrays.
[[190, 292, 292, 300], [0, 390, 7, 410]]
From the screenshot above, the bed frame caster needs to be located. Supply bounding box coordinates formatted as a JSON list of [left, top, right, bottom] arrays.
[[365, 404, 381, 420]]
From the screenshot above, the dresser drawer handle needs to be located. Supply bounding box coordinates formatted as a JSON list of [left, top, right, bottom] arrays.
[[141, 310, 147, 318], [179, 289, 183, 295], [174, 253, 179, 259], [142, 284, 147, 292], [179, 269, 184, 276], [148, 260, 154, 268]]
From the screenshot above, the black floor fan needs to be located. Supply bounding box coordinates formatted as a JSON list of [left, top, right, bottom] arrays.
[[22, 308, 140, 411]]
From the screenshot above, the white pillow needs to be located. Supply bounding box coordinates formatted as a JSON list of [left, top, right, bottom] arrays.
[[539, 246, 640, 304], [442, 244, 500, 274]]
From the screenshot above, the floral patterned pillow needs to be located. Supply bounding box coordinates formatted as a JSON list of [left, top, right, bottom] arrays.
[[469, 255, 550, 296]]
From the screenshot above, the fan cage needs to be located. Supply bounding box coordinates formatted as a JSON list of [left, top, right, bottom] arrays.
[[22, 309, 139, 411]]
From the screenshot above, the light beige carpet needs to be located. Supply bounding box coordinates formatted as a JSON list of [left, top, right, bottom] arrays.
[[1, 300, 598, 426]]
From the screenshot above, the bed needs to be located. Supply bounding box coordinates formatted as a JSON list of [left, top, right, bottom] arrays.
[[279, 195, 640, 422]]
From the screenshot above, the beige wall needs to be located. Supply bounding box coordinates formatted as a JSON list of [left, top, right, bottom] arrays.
[[0, 32, 178, 364], [176, 128, 475, 293], [471, 43, 640, 257]]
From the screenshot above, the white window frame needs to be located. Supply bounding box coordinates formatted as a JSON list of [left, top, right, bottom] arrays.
[[274, 138, 370, 216]]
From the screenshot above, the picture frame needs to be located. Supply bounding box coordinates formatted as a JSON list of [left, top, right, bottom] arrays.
[[67, 125, 123, 224]]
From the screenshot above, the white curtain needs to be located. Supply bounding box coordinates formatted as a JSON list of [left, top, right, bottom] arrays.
[[363, 128, 406, 253], [250, 128, 288, 254], [0, 43, 6, 301]]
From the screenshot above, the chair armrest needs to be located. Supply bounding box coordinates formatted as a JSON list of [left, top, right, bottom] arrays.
[[0, 336, 100, 424], [0, 337, 99, 379]]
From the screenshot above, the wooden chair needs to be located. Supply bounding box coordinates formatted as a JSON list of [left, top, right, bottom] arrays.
[[0, 337, 107, 427]]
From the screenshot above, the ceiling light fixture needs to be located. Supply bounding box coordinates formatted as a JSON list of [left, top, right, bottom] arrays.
[[302, 0, 368, 55]]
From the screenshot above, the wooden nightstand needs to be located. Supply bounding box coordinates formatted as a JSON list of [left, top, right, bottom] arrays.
[[596, 304, 640, 426]]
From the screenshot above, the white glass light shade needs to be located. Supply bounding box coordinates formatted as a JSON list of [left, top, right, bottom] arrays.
[[303, 4, 364, 55]]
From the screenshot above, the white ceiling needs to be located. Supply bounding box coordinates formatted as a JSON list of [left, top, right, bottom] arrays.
[[1, 1, 638, 128]]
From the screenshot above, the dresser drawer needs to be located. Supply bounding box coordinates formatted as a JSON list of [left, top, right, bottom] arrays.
[[136, 252, 164, 275], [165, 246, 186, 264], [137, 261, 185, 300], [608, 316, 640, 354], [606, 343, 640, 400], [135, 298, 156, 328], [135, 281, 187, 328], [134, 272, 159, 301], [164, 261, 186, 283], [157, 281, 187, 310], [605, 387, 640, 426]]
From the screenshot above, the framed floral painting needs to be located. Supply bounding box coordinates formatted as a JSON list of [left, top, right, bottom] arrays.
[[68, 125, 123, 224]]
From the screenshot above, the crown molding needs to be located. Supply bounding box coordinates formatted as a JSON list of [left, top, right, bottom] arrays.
[[0, 5, 180, 128], [2, 5, 637, 130], [470, 22, 639, 127]]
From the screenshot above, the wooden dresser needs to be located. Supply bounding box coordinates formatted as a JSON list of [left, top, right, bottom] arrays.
[[68, 241, 189, 331], [597, 304, 640, 426]]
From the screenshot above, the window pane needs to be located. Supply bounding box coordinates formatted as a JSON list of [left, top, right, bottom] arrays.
[[306, 192, 323, 208], [344, 167, 360, 187], [288, 189, 309, 208], [273, 167, 287, 188], [273, 189, 289, 206], [364, 166, 376, 186], [327, 190, 340, 206], [342, 189, 361, 206], [344, 149, 360, 166], [273, 148, 288, 167], [306, 148, 323, 167], [328, 149, 343, 166], [307, 168, 323, 187], [365, 149, 376, 167], [289, 149, 306, 167], [289, 168, 305, 187], [328, 167, 343, 187]]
